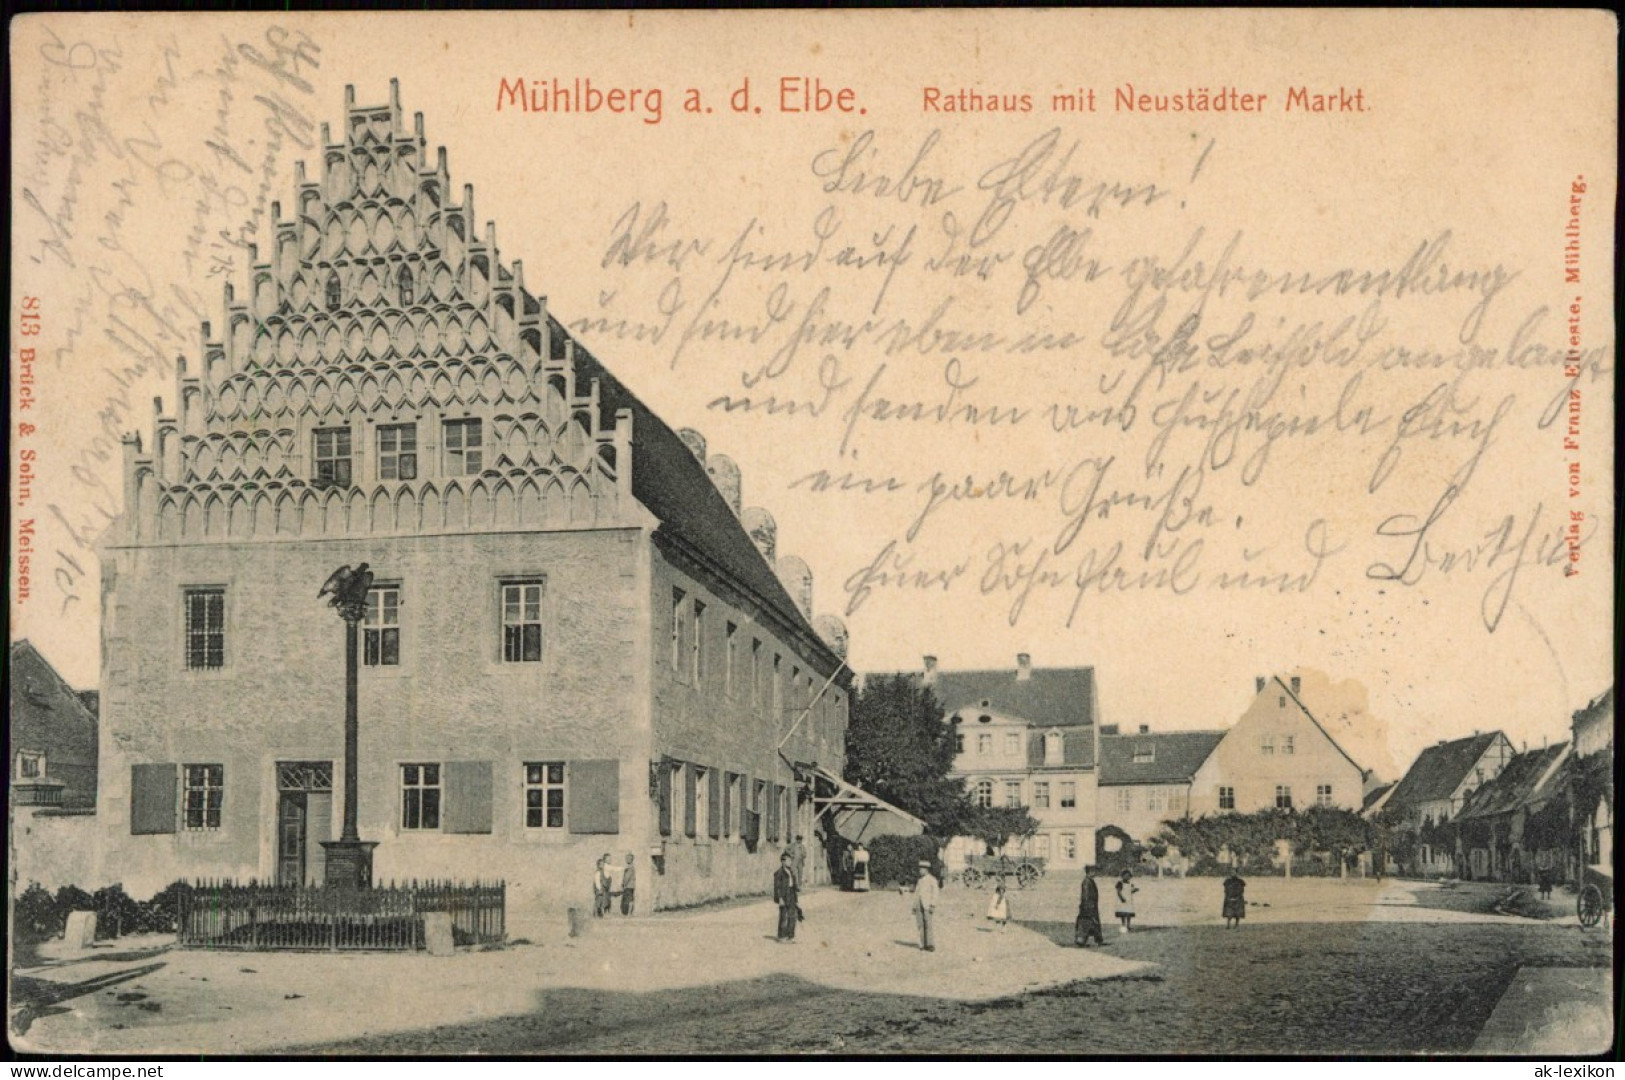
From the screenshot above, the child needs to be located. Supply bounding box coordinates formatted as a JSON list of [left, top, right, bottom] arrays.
[[986, 882, 1011, 930]]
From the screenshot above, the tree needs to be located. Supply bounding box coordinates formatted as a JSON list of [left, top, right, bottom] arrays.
[[844, 674, 969, 836], [963, 805, 1041, 855]]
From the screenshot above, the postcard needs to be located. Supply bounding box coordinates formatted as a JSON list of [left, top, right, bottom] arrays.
[[8, 10, 1616, 1057]]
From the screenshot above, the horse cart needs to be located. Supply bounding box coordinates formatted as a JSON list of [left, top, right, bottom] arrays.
[[959, 854, 1046, 890], [1577, 864, 1611, 929]]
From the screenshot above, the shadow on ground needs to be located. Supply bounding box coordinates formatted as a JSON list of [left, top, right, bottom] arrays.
[[10, 963, 168, 1038]]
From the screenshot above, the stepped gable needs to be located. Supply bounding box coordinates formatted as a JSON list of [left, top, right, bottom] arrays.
[[116, 82, 831, 667], [120, 80, 629, 545]]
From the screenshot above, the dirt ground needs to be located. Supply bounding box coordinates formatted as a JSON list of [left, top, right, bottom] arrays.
[[10, 874, 1614, 1056]]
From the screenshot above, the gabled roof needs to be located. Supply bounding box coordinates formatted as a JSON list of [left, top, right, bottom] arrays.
[[1384, 732, 1506, 810], [1099, 731, 1224, 786], [947, 705, 1097, 769], [924, 666, 1098, 730], [1277, 676, 1366, 775], [1456, 743, 1570, 820], [10, 640, 99, 748], [1362, 781, 1397, 813], [565, 329, 841, 677]]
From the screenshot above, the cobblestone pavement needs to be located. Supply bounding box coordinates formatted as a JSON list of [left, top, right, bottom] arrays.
[[303, 876, 1613, 1056], [14, 875, 1613, 1056]]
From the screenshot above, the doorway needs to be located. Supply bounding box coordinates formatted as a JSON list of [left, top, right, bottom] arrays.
[[276, 761, 333, 887]]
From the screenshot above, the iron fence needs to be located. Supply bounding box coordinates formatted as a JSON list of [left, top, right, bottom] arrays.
[[177, 878, 505, 951]]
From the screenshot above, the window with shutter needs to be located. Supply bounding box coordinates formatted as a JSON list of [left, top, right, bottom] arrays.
[[566, 760, 620, 834], [723, 772, 739, 837], [657, 762, 673, 837], [443, 761, 493, 834], [683, 764, 698, 838], [131, 763, 178, 834], [768, 783, 783, 842], [707, 768, 722, 839]]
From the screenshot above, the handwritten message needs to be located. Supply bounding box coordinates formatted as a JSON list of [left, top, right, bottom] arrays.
[[572, 125, 1612, 636], [16, 22, 322, 614]]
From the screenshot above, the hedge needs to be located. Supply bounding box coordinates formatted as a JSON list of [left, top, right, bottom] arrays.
[[866, 835, 945, 887]]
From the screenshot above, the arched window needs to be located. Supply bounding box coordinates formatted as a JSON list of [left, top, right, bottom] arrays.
[[974, 779, 994, 808], [398, 264, 414, 306], [325, 272, 342, 311], [1045, 731, 1063, 765]]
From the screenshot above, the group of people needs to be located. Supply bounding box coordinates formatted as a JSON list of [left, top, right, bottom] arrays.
[[773, 844, 1254, 948], [592, 853, 636, 917], [1072, 866, 1248, 944]]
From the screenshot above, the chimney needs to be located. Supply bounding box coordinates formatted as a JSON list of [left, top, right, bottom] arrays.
[[1100, 724, 1119, 736], [1139, 724, 1150, 735], [1290, 676, 1301, 695], [742, 507, 777, 564], [677, 427, 707, 464], [1016, 653, 1032, 681], [1255, 676, 1266, 693], [777, 555, 813, 618], [922, 656, 938, 688], [707, 454, 742, 515]]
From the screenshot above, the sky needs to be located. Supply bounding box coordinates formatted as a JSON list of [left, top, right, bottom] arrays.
[[10, 11, 1615, 780]]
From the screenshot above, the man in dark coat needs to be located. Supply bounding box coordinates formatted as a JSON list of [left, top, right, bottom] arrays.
[[1075, 865, 1105, 946], [773, 853, 799, 942]]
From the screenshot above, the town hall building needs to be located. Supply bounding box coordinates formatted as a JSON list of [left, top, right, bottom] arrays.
[[96, 83, 861, 933]]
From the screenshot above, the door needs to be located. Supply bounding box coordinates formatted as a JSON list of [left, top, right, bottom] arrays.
[[276, 761, 334, 887], [278, 792, 307, 886]]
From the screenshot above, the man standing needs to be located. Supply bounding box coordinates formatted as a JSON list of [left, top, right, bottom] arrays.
[[596, 854, 615, 917], [773, 853, 800, 942], [789, 834, 808, 887], [913, 860, 939, 952], [620, 854, 637, 916]]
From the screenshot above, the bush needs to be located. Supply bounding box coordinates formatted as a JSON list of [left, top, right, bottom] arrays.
[[14, 882, 64, 944], [867, 834, 943, 887], [93, 885, 144, 939], [141, 881, 193, 934], [54, 884, 94, 916]]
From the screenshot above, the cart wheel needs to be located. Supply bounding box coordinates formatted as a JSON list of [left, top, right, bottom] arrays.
[[962, 868, 982, 889], [1016, 864, 1039, 890], [1577, 884, 1604, 928]]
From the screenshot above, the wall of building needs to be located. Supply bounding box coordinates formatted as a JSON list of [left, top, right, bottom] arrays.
[[10, 810, 104, 893], [1190, 684, 1365, 816], [98, 527, 649, 937], [1098, 783, 1192, 841], [647, 547, 847, 907], [947, 713, 1098, 869]]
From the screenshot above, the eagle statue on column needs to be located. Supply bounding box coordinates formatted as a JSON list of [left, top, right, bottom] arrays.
[[318, 562, 374, 617]]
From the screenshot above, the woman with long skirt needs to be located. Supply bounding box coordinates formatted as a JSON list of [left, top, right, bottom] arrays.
[[1075, 866, 1105, 946]]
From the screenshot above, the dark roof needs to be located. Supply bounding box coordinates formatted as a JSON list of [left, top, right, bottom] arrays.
[[924, 667, 1098, 730], [10, 641, 98, 743], [1362, 782, 1396, 812], [77, 690, 100, 718], [9, 640, 100, 807], [563, 325, 839, 675], [1457, 743, 1569, 820], [1572, 686, 1614, 735], [1026, 729, 1095, 769], [1098, 731, 1224, 786], [1385, 732, 1505, 810]]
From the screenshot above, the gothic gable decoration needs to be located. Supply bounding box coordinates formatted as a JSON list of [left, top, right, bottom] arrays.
[[119, 80, 630, 546]]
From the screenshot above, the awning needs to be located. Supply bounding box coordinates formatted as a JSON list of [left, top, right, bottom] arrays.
[[794, 762, 926, 842]]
